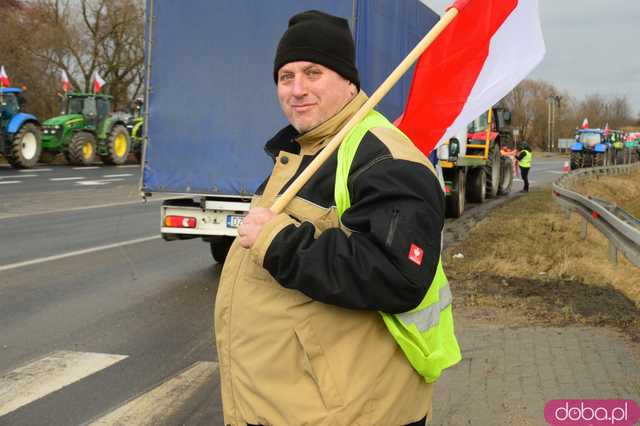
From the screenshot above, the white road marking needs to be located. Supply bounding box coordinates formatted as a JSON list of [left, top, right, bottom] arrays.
[[116, 165, 141, 168], [0, 174, 36, 179], [75, 178, 126, 186], [0, 235, 160, 272], [102, 173, 133, 178], [72, 166, 100, 170], [0, 351, 128, 417], [21, 168, 53, 172], [0, 180, 20, 185], [90, 362, 217, 425], [50, 177, 85, 181]]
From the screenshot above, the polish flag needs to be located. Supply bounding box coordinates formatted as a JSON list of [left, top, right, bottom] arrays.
[[62, 70, 71, 92], [93, 71, 105, 93], [603, 123, 610, 136], [0, 66, 10, 87], [398, 0, 546, 155], [581, 118, 589, 129]]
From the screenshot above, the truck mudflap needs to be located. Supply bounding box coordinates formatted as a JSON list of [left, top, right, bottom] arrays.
[[160, 197, 250, 240]]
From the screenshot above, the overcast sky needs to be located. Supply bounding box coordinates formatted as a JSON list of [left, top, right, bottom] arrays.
[[422, 0, 640, 116]]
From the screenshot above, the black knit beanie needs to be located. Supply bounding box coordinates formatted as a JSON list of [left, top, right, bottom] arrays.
[[273, 10, 360, 89]]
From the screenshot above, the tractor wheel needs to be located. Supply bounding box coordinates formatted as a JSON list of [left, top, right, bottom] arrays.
[[209, 236, 234, 264], [101, 125, 131, 165], [467, 167, 486, 203], [497, 156, 513, 195], [67, 132, 97, 166], [485, 142, 501, 198], [39, 150, 58, 164], [570, 152, 582, 170], [594, 153, 605, 167], [8, 123, 42, 169], [615, 150, 625, 164], [445, 168, 465, 218]]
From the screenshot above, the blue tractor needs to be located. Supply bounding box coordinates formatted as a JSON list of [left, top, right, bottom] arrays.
[[570, 128, 612, 170], [0, 87, 42, 168]]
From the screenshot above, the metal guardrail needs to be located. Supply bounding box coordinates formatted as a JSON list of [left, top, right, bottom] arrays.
[[552, 162, 640, 267]]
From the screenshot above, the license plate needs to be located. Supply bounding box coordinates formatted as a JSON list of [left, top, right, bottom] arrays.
[[226, 215, 244, 229]]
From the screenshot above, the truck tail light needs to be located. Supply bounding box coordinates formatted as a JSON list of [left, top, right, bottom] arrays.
[[164, 215, 197, 228]]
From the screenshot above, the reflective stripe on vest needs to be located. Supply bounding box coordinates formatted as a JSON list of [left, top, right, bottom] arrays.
[[520, 150, 532, 168], [397, 283, 452, 332], [335, 110, 461, 383]]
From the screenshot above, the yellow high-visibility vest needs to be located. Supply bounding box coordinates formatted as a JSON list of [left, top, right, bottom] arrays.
[[520, 150, 532, 168], [335, 110, 461, 383]]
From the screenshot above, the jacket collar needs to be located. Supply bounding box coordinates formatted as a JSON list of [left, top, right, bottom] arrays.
[[264, 91, 368, 159]]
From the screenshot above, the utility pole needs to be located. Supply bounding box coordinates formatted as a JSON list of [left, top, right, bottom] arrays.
[[547, 95, 561, 152]]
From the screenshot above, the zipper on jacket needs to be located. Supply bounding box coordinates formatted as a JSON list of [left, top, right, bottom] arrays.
[[386, 209, 400, 247]]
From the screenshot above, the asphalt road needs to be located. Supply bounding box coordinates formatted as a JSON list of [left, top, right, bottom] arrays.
[[0, 156, 568, 425]]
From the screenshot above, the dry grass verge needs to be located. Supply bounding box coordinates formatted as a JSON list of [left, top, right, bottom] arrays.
[[568, 169, 640, 216], [445, 186, 640, 340]]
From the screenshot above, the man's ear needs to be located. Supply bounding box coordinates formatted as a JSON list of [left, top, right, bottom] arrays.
[[349, 82, 357, 97]]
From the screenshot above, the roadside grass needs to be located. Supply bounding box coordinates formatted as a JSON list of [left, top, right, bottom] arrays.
[[568, 169, 640, 217], [444, 186, 640, 338]]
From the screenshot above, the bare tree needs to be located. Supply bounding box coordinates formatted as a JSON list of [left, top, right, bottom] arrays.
[[18, 0, 144, 116]]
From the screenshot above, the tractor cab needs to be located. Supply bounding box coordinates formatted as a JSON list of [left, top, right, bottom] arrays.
[[0, 88, 22, 121], [575, 129, 603, 148], [63, 93, 112, 128]]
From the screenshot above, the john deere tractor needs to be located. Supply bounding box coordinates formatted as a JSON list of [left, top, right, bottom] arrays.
[[0, 87, 42, 168], [125, 97, 145, 163], [41, 92, 131, 166]]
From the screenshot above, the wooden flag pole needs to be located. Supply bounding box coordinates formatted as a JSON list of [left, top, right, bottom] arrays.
[[270, 6, 459, 214]]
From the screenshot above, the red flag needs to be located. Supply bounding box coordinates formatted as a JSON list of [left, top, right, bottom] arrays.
[[62, 70, 70, 92], [397, 0, 545, 155], [603, 123, 609, 136], [581, 118, 589, 129], [0, 66, 10, 87], [93, 71, 105, 93]]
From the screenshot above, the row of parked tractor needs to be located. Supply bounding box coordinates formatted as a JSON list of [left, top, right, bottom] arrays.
[[0, 87, 144, 169], [570, 126, 640, 170]]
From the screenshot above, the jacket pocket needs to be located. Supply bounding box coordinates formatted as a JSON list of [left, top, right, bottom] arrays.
[[294, 319, 344, 410]]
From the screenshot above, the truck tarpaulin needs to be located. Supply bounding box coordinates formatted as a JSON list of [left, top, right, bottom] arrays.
[[142, 0, 438, 195]]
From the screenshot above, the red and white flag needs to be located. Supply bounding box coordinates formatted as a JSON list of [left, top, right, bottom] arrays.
[[398, 0, 546, 155], [62, 70, 70, 92], [92, 71, 105, 93], [0, 66, 10, 87], [603, 123, 610, 136], [581, 118, 589, 129]]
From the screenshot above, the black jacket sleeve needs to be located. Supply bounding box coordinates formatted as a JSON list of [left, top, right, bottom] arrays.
[[262, 158, 445, 313]]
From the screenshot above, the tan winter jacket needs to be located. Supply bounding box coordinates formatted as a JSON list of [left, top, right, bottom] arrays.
[[214, 92, 437, 426]]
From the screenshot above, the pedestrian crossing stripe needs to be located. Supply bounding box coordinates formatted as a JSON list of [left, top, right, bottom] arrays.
[[0, 351, 128, 417], [89, 361, 218, 425]]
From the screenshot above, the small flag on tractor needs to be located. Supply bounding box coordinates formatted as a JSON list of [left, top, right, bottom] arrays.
[[581, 118, 589, 129], [603, 123, 610, 137], [92, 71, 105, 93], [0, 66, 10, 87], [62, 70, 71, 93]]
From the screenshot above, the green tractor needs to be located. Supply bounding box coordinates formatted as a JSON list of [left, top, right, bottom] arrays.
[[40, 92, 132, 166], [125, 97, 145, 163]]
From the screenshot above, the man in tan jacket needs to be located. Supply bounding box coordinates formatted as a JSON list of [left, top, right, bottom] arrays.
[[215, 10, 445, 426]]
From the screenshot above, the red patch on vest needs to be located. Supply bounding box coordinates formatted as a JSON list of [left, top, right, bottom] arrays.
[[408, 244, 424, 266]]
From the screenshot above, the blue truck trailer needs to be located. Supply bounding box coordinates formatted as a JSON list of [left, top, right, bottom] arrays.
[[141, 0, 439, 262]]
